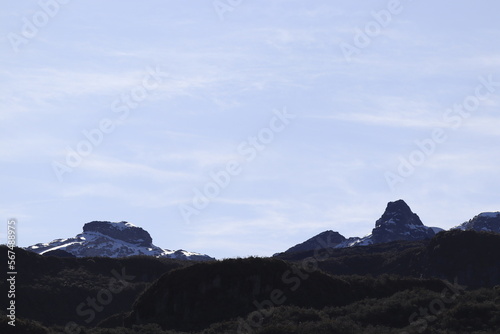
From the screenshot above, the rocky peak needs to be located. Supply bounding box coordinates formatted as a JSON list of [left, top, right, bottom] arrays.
[[83, 221, 153, 247], [371, 200, 434, 244], [375, 199, 424, 228]]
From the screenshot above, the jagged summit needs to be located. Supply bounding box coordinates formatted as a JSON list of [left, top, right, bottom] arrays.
[[335, 200, 435, 247], [26, 221, 214, 261], [375, 199, 424, 228], [455, 212, 500, 233], [371, 199, 434, 244]]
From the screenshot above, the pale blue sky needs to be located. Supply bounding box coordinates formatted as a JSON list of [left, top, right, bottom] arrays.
[[2, 1, 500, 258]]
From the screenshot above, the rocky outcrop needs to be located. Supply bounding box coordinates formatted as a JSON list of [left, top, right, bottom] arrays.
[[83, 221, 152, 247], [371, 200, 435, 244]]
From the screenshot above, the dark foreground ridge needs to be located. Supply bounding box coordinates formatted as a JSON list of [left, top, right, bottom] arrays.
[[1, 229, 500, 333]]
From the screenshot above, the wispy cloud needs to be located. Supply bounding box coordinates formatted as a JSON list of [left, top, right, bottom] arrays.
[[79, 155, 194, 182], [313, 112, 443, 129]]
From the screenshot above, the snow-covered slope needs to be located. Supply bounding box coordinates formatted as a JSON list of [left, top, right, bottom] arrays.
[[26, 221, 214, 261], [454, 212, 500, 233]]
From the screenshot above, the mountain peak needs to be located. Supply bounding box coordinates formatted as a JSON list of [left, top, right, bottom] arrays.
[[375, 199, 424, 228], [371, 200, 434, 244], [83, 221, 152, 247]]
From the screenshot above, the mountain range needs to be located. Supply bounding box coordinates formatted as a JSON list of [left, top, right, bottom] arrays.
[[24, 199, 499, 260], [276, 199, 499, 256]]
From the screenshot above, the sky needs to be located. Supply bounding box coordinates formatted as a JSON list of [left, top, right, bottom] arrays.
[[1, 0, 500, 259]]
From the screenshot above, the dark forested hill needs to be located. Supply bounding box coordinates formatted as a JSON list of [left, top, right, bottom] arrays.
[[1, 230, 500, 334], [0, 246, 194, 330]]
